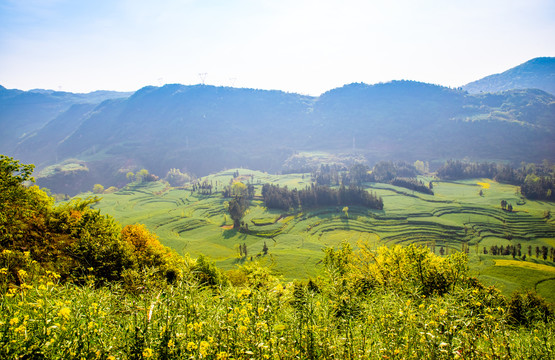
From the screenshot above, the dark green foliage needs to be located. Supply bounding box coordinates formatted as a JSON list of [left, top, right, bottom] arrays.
[[521, 174, 555, 201], [262, 183, 383, 211], [390, 177, 434, 195], [191, 255, 227, 288], [369, 161, 417, 183], [227, 196, 248, 229], [437, 160, 498, 180], [507, 290, 554, 326]]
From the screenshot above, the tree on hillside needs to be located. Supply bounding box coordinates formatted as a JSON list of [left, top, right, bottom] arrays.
[[227, 196, 248, 229], [165, 168, 192, 186], [231, 182, 247, 197], [342, 206, 349, 218], [93, 184, 104, 194]]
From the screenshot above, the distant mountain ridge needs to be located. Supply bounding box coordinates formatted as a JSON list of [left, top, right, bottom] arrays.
[[0, 86, 132, 154], [1, 58, 554, 194], [463, 57, 555, 95]]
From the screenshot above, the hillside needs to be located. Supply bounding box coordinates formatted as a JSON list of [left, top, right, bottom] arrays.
[[463, 57, 555, 95], [0, 86, 131, 155]]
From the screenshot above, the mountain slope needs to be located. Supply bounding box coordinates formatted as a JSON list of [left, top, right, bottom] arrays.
[[0, 86, 132, 155], [463, 57, 555, 94], [2, 79, 554, 195]]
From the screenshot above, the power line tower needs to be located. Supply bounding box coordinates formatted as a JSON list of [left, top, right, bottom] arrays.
[[198, 73, 207, 85]]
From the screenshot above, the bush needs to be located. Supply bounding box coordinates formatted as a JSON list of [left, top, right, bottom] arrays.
[[508, 290, 554, 326]]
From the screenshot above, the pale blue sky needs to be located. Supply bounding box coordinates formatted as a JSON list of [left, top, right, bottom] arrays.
[[1, 0, 554, 95]]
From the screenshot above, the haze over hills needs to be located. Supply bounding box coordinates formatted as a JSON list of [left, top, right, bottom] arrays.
[[463, 57, 555, 95], [0, 58, 554, 195], [0, 86, 132, 154]]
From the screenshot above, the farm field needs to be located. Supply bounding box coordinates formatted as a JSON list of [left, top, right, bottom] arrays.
[[88, 169, 555, 302]]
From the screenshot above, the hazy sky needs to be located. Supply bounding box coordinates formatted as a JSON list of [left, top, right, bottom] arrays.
[[1, 0, 554, 95]]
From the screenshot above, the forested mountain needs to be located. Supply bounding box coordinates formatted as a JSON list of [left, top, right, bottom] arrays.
[[1, 63, 554, 194], [463, 57, 555, 95], [0, 86, 131, 154]]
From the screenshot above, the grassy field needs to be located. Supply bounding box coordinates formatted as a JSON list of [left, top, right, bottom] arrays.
[[87, 169, 555, 302]]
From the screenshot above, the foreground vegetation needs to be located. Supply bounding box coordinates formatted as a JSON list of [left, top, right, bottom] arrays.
[[2, 244, 554, 359]]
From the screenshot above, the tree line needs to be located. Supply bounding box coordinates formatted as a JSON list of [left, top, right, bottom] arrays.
[[390, 177, 434, 195], [437, 160, 555, 201], [483, 243, 555, 262], [261, 183, 383, 211]]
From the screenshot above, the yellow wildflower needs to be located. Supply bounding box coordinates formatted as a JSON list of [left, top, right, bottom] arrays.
[[216, 351, 229, 360], [142, 348, 153, 358], [187, 341, 197, 352], [58, 307, 71, 320], [199, 341, 210, 356], [10, 317, 19, 326]]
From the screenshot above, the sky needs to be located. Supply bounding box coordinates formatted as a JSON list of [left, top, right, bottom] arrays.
[[1, 0, 554, 96]]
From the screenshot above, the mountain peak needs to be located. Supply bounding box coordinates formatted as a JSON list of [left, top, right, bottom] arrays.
[[463, 57, 555, 95]]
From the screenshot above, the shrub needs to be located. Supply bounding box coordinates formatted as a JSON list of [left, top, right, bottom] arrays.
[[508, 290, 554, 326]]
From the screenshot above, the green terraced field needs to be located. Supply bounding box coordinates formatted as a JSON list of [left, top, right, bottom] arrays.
[[87, 169, 555, 302]]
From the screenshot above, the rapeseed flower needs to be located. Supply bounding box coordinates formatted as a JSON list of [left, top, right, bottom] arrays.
[[58, 307, 71, 320], [142, 348, 153, 358]]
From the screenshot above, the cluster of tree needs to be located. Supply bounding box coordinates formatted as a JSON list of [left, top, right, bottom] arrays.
[[92, 184, 118, 194], [192, 180, 214, 195], [311, 161, 423, 187], [261, 183, 383, 212], [484, 243, 554, 262], [500, 200, 514, 212], [390, 177, 434, 195], [436, 161, 498, 180], [369, 161, 418, 183], [238, 243, 248, 257], [437, 160, 555, 201], [0, 155, 184, 286], [225, 196, 249, 229], [311, 164, 343, 186], [521, 174, 555, 201], [485, 244, 523, 258], [222, 181, 255, 199], [126, 169, 158, 183], [164, 168, 193, 187]]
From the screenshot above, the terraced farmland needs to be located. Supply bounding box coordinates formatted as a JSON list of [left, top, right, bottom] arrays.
[[88, 169, 555, 301]]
